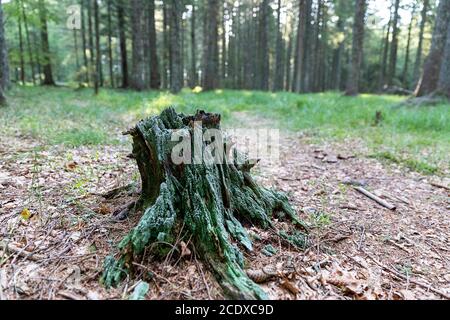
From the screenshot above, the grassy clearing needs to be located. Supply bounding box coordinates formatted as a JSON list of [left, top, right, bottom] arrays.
[[1, 86, 448, 174]]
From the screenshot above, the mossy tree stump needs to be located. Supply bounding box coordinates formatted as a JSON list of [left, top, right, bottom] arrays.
[[102, 108, 307, 300]]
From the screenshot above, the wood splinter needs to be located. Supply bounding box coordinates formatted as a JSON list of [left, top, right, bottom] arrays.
[[354, 186, 396, 211]]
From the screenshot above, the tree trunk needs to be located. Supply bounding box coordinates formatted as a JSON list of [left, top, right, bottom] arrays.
[[169, 0, 182, 93], [221, 2, 227, 83], [402, 4, 416, 88], [38, 0, 55, 85], [20, 0, 36, 85], [130, 0, 146, 91], [387, 0, 400, 86], [0, 0, 9, 96], [345, 0, 366, 96], [415, 0, 450, 97], [292, 0, 307, 93], [148, 0, 161, 89], [162, 2, 169, 90], [107, 0, 115, 88], [379, 11, 392, 90], [436, 19, 450, 98], [284, 17, 293, 92], [81, 0, 89, 83], [94, 0, 101, 94], [189, 1, 197, 88], [274, 0, 284, 91], [18, 9, 26, 85], [87, 0, 95, 86], [202, 0, 220, 91], [413, 0, 429, 88], [102, 108, 308, 299], [117, 0, 129, 88], [257, 0, 269, 91]]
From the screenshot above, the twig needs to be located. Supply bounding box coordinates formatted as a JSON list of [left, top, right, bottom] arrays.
[[0, 241, 46, 262], [365, 253, 450, 300], [354, 186, 396, 210], [430, 182, 450, 192]]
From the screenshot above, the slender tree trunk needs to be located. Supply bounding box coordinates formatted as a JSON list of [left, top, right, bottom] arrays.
[[73, 29, 80, 74], [0, 0, 9, 98], [415, 0, 450, 97], [202, 0, 220, 91], [257, 0, 269, 91], [130, 0, 146, 91], [32, 30, 41, 83], [20, 0, 36, 85], [169, 0, 182, 93], [117, 0, 129, 88], [413, 0, 429, 87], [292, 0, 306, 92], [379, 7, 392, 90], [38, 0, 55, 85], [402, 4, 416, 88], [189, 1, 196, 88], [18, 10, 26, 85], [274, 0, 284, 91], [148, 0, 161, 89], [437, 19, 450, 98], [107, 0, 114, 88], [221, 2, 227, 83], [81, 0, 89, 83], [285, 18, 293, 92], [303, 0, 312, 92], [387, 0, 400, 86], [345, 0, 366, 96], [163, 2, 169, 89], [94, 0, 100, 94], [87, 0, 95, 86]]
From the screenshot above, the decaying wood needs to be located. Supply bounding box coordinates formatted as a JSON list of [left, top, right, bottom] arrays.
[[0, 241, 46, 262], [354, 186, 396, 210], [102, 108, 307, 300]]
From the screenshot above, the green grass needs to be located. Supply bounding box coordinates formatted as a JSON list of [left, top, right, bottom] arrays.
[[1, 86, 448, 174]]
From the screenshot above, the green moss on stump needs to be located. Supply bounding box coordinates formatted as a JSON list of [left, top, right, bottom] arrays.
[[102, 108, 307, 300]]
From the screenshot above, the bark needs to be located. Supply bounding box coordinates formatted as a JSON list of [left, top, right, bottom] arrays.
[[221, 2, 227, 82], [292, 0, 307, 93], [273, 0, 284, 92], [102, 108, 308, 299], [94, 0, 100, 94], [379, 8, 392, 89], [285, 18, 293, 92], [130, 0, 146, 91], [202, 0, 220, 91], [189, 1, 197, 88], [437, 19, 450, 98], [415, 0, 450, 97], [257, 0, 269, 91], [345, 0, 366, 96], [169, 0, 183, 93], [402, 5, 416, 88], [163, 2, 169, 89], [38, 0, 55, 85], [0, 0, 8, 93], [107, 0, 115, 88], [387, 0, 400, 86], [117, 0, 129, 88], [18, 9, 26, 85], [20, 0, 36, 85], [87, 0, 95, 85], [81, 0, 89, 83], [413, 0, 429, 87], [148, 0, 161, 89]]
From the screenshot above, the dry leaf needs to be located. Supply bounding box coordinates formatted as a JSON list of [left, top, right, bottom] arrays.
[[280, 279, 300, 296], [65, 162, 78, 171]]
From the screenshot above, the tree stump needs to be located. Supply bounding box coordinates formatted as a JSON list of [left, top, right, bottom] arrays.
[[102, 108, 307, 300]]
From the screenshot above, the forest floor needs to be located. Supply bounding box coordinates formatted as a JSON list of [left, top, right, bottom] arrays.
[[0, 87, 449, 300]]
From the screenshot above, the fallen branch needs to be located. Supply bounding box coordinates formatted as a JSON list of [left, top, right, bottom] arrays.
[[430, 182, 450, 192], [365, 253, 450, 300], [0, 241, 46, 262], [354, 187, 396, 211]]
